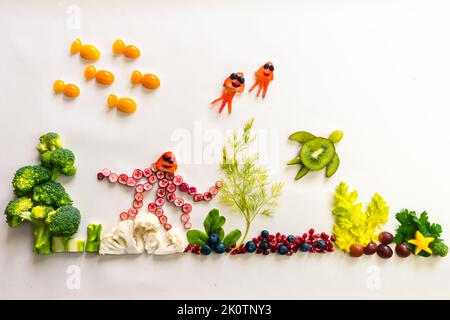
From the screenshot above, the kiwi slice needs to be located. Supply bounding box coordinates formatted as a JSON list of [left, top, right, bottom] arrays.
[[287, 156, 301, 165], [295, 166, 310, 180], [328, 130, 344, 144], [326, 153, 340, 177], [300, 138, 335, 170], [288, 131, 316, 143]]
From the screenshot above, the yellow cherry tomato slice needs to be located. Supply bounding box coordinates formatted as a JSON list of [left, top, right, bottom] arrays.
[[117, 98, 137, 113], [96, 70, 115, 85], [141, 74, 160, 89], [123, 45, 140, 59], [80, 45, 100, 61], [63, 84, 80, 97]]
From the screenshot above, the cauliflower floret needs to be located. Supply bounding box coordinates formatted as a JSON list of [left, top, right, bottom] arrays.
[[154, 228, 186, 255], [99, 220, 144, 255]]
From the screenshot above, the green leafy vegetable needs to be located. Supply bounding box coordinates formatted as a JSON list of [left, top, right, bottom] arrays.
[[223, 229, 242, 248], [186, 229, 209, 246], [220, 118, 283, 246]]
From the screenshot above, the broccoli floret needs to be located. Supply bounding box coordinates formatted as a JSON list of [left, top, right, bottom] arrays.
[[32, 181, 73, 207], [31, 205, 53, 219], [4, 197, 33, 227], [431, 241, 448, 257], [46, 205, 81, 237], [37, 132, 62, 154], [41, 149, 77, 178], [12, 165, 52, 196], [85, 224, 102, 253]]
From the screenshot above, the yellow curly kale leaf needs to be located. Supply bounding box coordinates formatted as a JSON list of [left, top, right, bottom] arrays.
[[332, 182, 389, 252]]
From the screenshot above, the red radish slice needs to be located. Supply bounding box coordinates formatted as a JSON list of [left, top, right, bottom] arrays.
[[179, 183, 189, 192], [173, 175, 183, 185], [143, 183, 153, 191], [188, 187, 197, 195], [215, 180, 223, 188], [182, 203, 192, 213], [132, 169, 143, 180], [174, 197, 185, 207], [181, 213, 190, 222], [118, 174, 128, 184], [102, 168, 111, 177], [128, 208, 138, 217], [127, 177, 137, 187], [155, 197, 165, 206], [159, 215, 168, 224], [167, 184, 176, 193], [135, 184, 144, 193], [155, 208, 164, 217], [157, 188, 166, 198], [135, 192, 144, 201], [148, 175, 157, 184], [133, 200, 143, 208], [120, 212, 129, 220], [166, 192, 176, 202], [203, 192, 212, 201], [109, 173, 118, 183], [184, 222, 192, 229], [156, 171, 165, 179], [193, 193, 203, 202], [143, 168, 152, 177], [165, 172, 174, 180], [151, 163, 158, 172], [164, 224, 172, 231], [148, 202, 157, 212], [209, 186, 218, 195], [159, 179, 169, 188]]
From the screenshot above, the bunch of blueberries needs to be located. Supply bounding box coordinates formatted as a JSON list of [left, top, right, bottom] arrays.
[[201, 233, 227, 255]]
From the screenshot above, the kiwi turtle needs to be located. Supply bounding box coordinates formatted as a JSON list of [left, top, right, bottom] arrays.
[[288, 130, 343, 180]]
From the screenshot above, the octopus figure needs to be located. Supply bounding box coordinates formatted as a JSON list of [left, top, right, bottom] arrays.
[[211, 72, 245, 114], [249, 62, 274, 98], [97, 152, 221, 231]]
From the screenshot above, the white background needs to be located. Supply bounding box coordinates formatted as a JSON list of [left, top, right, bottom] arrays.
[[1, 0, 450, 299]]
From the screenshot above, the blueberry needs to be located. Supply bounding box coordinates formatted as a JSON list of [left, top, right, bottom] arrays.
[[245, 241, 257, 253], [278, 245, 288, 255], [215, 243, 226, 254], [316, 239, 326, 250], [208, 233, 219, 245], [261, 230, 270, 239], [260, 241, 269, 250], [201, 245, 212, 255], [300, 242, 311, 252], [287, 235, 295, 243]]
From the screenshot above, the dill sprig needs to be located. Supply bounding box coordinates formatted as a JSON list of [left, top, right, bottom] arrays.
[[219, 118, 284, 246]]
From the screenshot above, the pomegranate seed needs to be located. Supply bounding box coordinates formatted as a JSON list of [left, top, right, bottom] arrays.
[[184, 222, 192, 229], [167, 184, 176, 193], [132, 169, 143, 180], [155, 198, 165, 206], [151, 163, 158, 172], [270, 247, 277, 253], [187, 187, 197, 195], [128, 208, 138, 217], [157, 188, 166, 198], [143, 168, 152, 177], [133, 200, 143, 208], [148, 202, 157, 212], [226, 248, 232, 253], [182, 203, 192, 213], [135, 193, 144, 201], [209, 186, 218, 195], [174, 197, 185, 207], [231, 251, 237, 255], [109, 173, 118, 183], [159, 179, 169, 188], [102, 168, 111, 177], [181, 213, 190, 222], [331, 235, 336, 242], [127, 177, 137, 187], [173, 175, 183, 185], [156, 171, 165, 179], [159, 215, 168, 224], [148, 175, 157, 184], [135, 184, 144, 193], [269, 235, 275, 241], [263, 251, 270, 255], [303, 233, 308, 239], [166, 192, 176, 202], [143, 182, 153, 191], [215, 180, 223, 188], [164, 223, 172, 230], [179, 183, 189, 192], [203, 192, 212, 201], [252, 237, 258, 242], [165, 172, 174, 180], [120, 212, 128, 220], [193, 244, 200, 249], [155, 208, 164, 217], [309, 228, 315, 235], [287, 251, 293, 256], [97, 172, 105, 180], [256, 248, 262, 254], [193, 193, 203, 202]]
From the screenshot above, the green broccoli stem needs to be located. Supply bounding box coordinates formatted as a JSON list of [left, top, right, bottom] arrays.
[[32, 220, 51, 254], [51, 168, 60, 181]]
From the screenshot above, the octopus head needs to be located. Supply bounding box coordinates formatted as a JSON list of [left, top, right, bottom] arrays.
[[225, 72, 245, 92], [257, 62, 274, 79], [156, 151, 178, 173]]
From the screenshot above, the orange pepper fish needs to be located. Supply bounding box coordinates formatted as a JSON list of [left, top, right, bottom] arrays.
[[155, 152, 178, 173], [53, 80, 80, 98], [113, 39, 140, 59], [70, 38, 100, 61], [249, 62, 274, 98], [211, 72, 245, 114], [84, 65, 115, 85], [131, 71, 160, 89], [107, 95, 137, 113]]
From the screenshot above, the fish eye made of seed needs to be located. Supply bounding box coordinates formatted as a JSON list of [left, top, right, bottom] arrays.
[[96, 152, 221, 230]]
